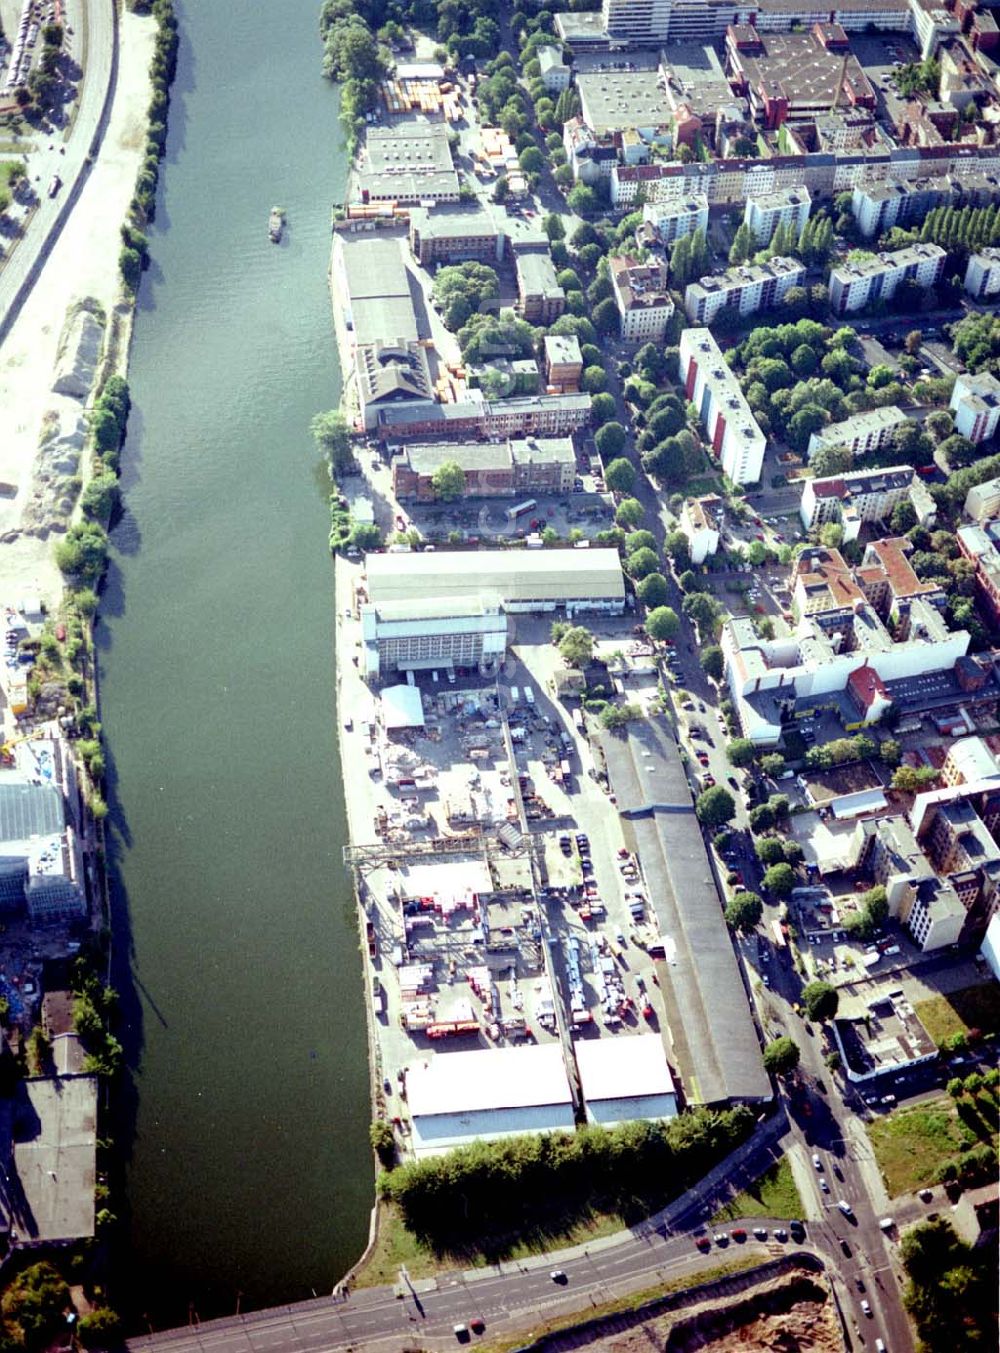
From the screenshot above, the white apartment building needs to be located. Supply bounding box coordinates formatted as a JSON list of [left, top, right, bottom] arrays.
[[744, 185, 811, 245], [964, 476, 1000, 524], [909, 0, 960, 59], [684, 256, 806, 324], [679, 494, 722, 564], [641, 194, 708, 245], [806, 406, 907, 463], [828, 243, 947, 316], [950, 371, 1000, 444], [964, 249, 1000, 300], [800, 465, 934, 542], [679, 328, 766, 485], [610, 256, 675, 342], [537, 46, 570, 92], [602, 0, 673, 41], [851, 182, 910, 239]]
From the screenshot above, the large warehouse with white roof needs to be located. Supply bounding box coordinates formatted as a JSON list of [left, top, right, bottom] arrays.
[[406, 1044, 575, 1157], [575, 1034, 677, 1126], [360, 548, 626, 680]]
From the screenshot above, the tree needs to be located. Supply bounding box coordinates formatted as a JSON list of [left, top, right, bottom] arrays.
[[55, 522, 108, 586], [729, 221, 755, 265], [543, 212, 565, 242], [591, 392, 617, 427], [567, 182, 600, 215], [756, 837, 785, 865], [682, 591, 721, 638], [646, 606, 679, 641], [802, 980, 839, 1022], [592, 297, 619, 336], [700, 646, 724, 681], [762, 862, 795, 897], [892, 764, 940, 792], [615, 498, 644, 528], [311, 409, 353, 475], [760, 753, 785, 777], [763, 1036, 801, 1077], [818, 521, 844, 549], [559, 626, 594, 667], [81, 472, 119, 521], [430, 460, 466, 501], [810, 443, 853, 478], [637, 572, 669, 608], [726, 738, 756, 768], [626, 547, 659, 579], [370, 1119, 396, 1167], [725, 890, 764, 934], [600, 702, 643, 730], [695, 785, 736, 828], [605, 458, 636, 495], [844, 885, 888, 942], [905, 328, 923, 355], [663, 530, 691, 572], [595, 422, 627, 459], [890, 499, 917, 534], [747, 803, 774, 833]]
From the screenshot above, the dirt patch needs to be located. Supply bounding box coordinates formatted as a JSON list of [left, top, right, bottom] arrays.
[[537, 1272, 841, 1353]]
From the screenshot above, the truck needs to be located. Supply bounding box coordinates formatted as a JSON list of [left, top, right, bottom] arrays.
[[506, 498, 536, 523], [47, 174, 62, 198], [524, 685, 535, 705]]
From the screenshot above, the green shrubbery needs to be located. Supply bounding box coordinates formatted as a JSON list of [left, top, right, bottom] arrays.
[[378, 1106, 753, 1253], [126, 0, 178, 233]]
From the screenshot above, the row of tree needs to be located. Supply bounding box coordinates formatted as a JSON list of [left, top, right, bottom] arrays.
[[378, 1106, 755, 1251]]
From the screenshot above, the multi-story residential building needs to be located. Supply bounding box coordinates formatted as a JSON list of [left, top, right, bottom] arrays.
[[684, 256, 806, 324], [855, 537, 946, 627], [828, 243, 946, 315], [601, 0, 673, 42], [744, 184, 810, 244], [609, 256, 675, 341], [544, 334, 583, 393], [950, 371, 1000, 444], [964, 476, 1000, 524], [942, 736, 1000, 787], [806, 407, 907, 463], [679, 494, 722, 564], [900, 876, 966, 950], [851, 177, 959, 239], [641, 194, 709, 244], [850, 814, 934, 916], [392, 438, 576, 501], [562, 117, 620, 183], [910, 0, 961, 59], [800, 466, 936, 542], [964, 248, 1000, 300], [957, 524, 1000, 626], [537, 46, 570, 91], [516, 253, 566, 324], [679, 328, 766, 485]]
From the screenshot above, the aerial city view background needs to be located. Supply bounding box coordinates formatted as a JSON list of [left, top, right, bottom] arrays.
[[0, 0, 998, 1347]]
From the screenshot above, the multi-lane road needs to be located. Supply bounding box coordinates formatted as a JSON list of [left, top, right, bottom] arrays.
[[0, 0, 117, 343]]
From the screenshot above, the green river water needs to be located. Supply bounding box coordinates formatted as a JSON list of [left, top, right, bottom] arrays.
[[96, 0, 371, 1324]]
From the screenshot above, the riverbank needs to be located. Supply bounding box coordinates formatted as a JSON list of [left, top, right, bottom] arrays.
[[0, 5, 155, 601]]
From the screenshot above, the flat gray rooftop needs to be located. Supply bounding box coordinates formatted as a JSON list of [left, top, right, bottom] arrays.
[[600, 718, 770, 1105], [5, 1076, 96, 1243]]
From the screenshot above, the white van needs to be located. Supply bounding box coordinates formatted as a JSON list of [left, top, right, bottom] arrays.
[[837, 1199, 853, 1216]]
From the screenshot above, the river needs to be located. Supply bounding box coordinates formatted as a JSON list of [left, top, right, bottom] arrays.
[[96, 0, 371, 1325]]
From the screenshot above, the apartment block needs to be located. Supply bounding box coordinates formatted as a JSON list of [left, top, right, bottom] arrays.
[[806, 406, 907, 463], [684, 256, 806, 324], [610, 256, 675, 341], [957, 524, 1000, 626], [744, 184, 810, 244], [544, 334, 583, 394], [679, 494, 722, 564], [516, 253, 566, 324], [679, 328, 766, 485], [964, 476, 1000, 524], [850, 177, 969, 239], [602, 0, 673, 42], [828, 243, 946, 315], [641, 194, 709, 245], [800, 466, 935, 542], [950, 371, 1000, 444], [537, 46, 570, 91], [964, 248, 1000, 300]]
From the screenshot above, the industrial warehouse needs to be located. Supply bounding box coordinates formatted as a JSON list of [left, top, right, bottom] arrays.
[[335, 544, 770, 1164]]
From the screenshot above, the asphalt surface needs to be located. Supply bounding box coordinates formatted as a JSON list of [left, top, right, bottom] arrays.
[[0, 0, 117, 343]]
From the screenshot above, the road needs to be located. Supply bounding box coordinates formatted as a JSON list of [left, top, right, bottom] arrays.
[[128, 1116, 846, 1353], [0, 0, 117, 344]]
